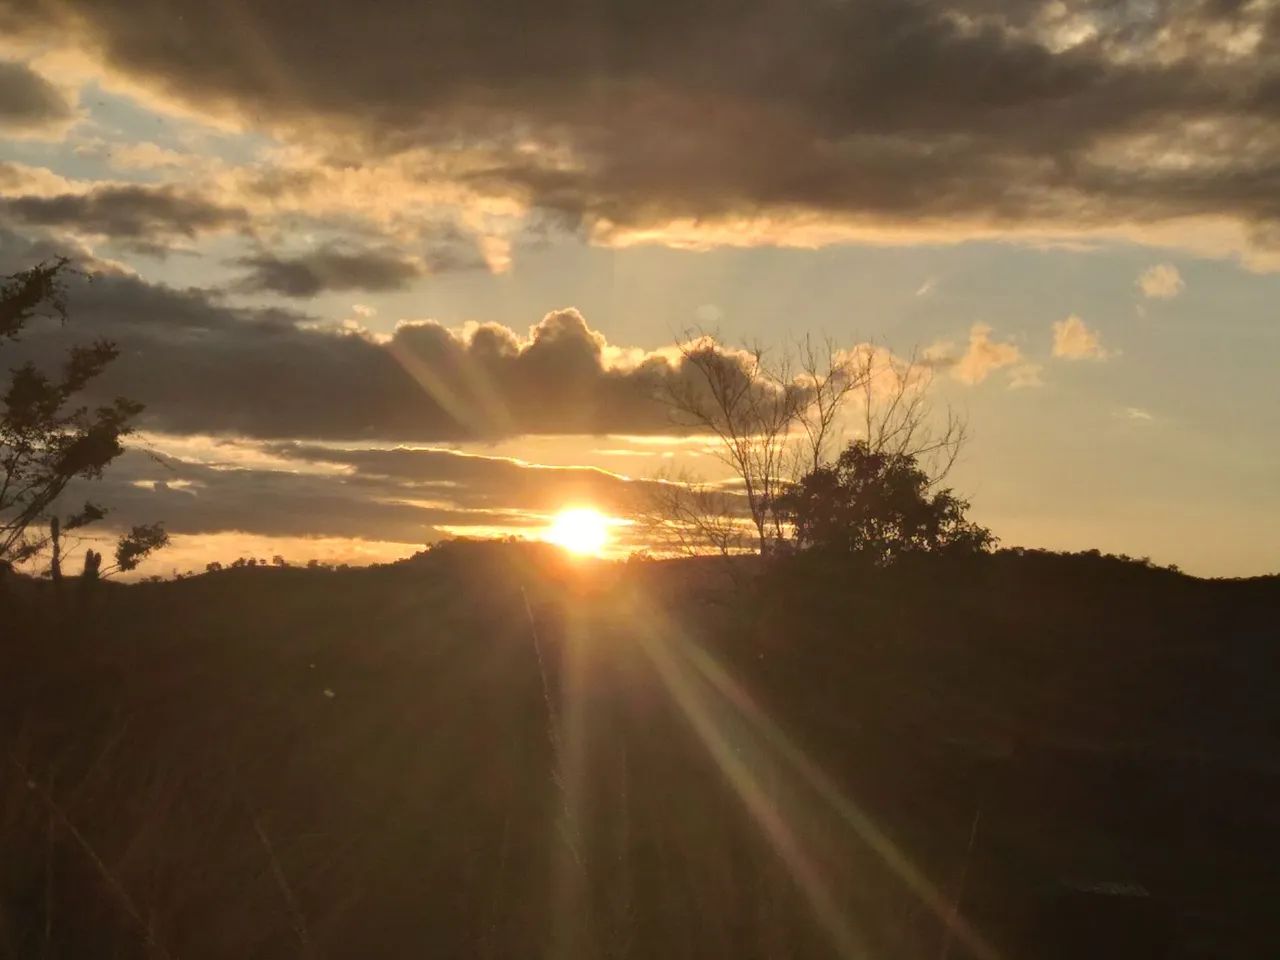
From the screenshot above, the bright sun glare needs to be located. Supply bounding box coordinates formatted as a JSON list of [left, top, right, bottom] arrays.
[[546, 507, 610, 556]]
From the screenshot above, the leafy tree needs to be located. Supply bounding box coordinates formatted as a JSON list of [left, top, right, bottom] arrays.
[[110, 523, 170, 575], [777, 440, 994, 564], [0, 259, 163, 577]]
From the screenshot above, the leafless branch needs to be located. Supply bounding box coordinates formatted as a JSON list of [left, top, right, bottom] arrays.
[[650, 331, 967, 555]]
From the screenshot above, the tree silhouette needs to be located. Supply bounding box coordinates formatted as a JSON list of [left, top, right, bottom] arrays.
[[109, 523, 170, 575], [657, 332, 811, 553], [653, 331, 966, 556], [0, 259, 164, 578], [777, 440, 994, 564]]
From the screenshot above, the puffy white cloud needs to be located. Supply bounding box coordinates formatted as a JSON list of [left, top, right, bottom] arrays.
[[939, 323, 1026, 386], [1052, 314, 1111, 361], [1138, 263, 1185, 300], [0, 229, 806, 443]]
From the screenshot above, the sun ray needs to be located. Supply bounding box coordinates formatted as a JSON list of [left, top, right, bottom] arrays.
[[618, 588, 1003, 960]]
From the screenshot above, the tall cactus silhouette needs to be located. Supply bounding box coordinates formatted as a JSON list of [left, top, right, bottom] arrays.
[[78, 548, 102, 612]]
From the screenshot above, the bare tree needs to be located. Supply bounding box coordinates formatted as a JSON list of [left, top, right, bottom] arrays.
[[657, 334, 806, 553], [632, 467, 753, 559], [791, 333, 863, 477], [849, 344, 966, 486], [648, 330, 966, 556]]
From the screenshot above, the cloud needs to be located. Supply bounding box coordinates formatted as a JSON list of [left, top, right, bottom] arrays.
[[233, 245, 426, 297], [11, 0, 1280, 260], [233, 231, 487, 297], [80, 448, 453, 542], [1008, 363, 1045, 389], [0, 228, 769, 443], [0, 60, 76, 135], [0, 224, 134, 276], [269, 443, 648, 517], [2, 184, 247, 244], [939, 323, 1026, 386], [1052, 314, 1111, 360], [0, 160, 499, 274], [1137, 263, 1185, 299], [59, 437, 664, 565], [74, 139, 214, 174], [0, 161, 81, 198]]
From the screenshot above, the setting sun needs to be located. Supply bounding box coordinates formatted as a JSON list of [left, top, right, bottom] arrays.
[[546, 508, 610, 556]]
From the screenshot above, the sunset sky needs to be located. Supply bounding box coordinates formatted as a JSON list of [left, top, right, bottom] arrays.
[[1, 0, 1277, 576]]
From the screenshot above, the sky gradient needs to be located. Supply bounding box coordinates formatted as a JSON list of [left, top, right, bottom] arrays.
[[1, 0, 1277, 576]]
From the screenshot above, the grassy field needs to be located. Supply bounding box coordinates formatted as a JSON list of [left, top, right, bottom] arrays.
[[2, 542, 1277, 958]]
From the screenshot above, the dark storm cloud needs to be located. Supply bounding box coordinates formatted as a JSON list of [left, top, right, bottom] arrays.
[[0, 229, 729, 443], [232, 236, 486, 297], [13, 0, 1280, 241], [233, 246, 424, 297], [0, 60, 73, 132], [3, 184, 247, 242]]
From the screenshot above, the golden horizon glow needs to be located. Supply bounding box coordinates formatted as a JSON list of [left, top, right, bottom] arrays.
[[545, 507, 610, 556]]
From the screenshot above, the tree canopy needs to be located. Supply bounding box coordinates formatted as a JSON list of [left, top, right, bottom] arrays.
[[777, 440, 994, 564]]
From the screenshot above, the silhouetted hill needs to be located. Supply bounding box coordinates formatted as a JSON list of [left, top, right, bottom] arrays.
[[2, 545, 1277, 958]]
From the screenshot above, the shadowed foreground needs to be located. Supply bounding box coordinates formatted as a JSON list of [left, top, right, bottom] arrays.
[[2, 543, 1278, 958]]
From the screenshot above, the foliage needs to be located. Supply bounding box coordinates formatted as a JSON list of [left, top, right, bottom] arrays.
[[777, 439, 994, 563], [112, 523, 170, 574], [0, 260, 164, 578]]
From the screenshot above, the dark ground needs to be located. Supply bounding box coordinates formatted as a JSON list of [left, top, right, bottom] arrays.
[[2, 542, 1277, 958]]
